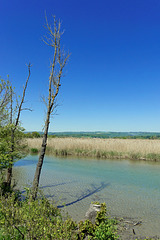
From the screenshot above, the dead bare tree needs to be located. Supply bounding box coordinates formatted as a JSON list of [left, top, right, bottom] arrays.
[[31, 16, 70, 200], [0, 77, 11, 125]]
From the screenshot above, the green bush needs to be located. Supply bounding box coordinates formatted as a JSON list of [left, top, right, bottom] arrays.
[[94, 221, 118, 240], [0, 192, 119, 239], [77, 202, 118, 240], [94, 202, 118, 240], [0, 192, 78, 239], [146, 153, 160, 161], [30, 148, 39, 154], [25, 132, 41, 138], [78, 220, 95, 239]]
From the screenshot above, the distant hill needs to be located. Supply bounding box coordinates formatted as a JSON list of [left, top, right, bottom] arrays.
[[24, 131, 160, 139], [47, 131, 160, 139]]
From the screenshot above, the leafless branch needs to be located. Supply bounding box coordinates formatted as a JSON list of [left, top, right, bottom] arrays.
[[14, 63, 31, 129], [31, 14, 69, 200]]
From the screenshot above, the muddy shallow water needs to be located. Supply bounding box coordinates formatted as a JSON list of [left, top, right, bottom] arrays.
[[13, 155, 160, 238]]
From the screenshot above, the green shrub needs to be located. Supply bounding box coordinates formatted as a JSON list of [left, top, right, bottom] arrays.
[[146, 153, 160, 161], [94, 221, 118, 240], [0, 192, 78, 239], [77, 202, 118, 240], [0, 192, 119, 239], [94, 202, 118, 240], [78, 220, 95, 239], [30, 148, 39, 154]]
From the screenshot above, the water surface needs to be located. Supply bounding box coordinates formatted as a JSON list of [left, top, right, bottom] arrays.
[[13, 155, 160, 236]]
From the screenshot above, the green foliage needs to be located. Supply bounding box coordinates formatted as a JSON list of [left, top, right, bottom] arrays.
[[78, 220, 95, 239], [0, 193, 118, 240], [94, 203, 118, 240], [30, 148, 39, 154], [94, 221, 118, 240], [146, 153, 160, 161], [31, 131, 41, 138], [0, 124, 27, 170], [25, 131, 41, 138], [95, 203, 107, 225], [77, 203, 118, 240], [0, 192, 78, 239]]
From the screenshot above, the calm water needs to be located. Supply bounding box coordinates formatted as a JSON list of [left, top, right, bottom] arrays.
[[13, 155, 160, 236]]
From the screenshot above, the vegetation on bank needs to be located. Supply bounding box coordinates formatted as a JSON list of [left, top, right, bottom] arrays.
[[0, 189, 119, 240], [0, 184, 155, 240], [27, 137, 160, 162]]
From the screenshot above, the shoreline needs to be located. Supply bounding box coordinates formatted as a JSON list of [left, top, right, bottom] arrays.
[[26, 137, 160, 162], [60, 202, 160, 240]]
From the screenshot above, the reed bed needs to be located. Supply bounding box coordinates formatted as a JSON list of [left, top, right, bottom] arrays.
[[26, 137, 160, 161]]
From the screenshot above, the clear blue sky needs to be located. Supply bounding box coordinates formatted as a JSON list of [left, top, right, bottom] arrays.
[[1, 0, 160, 132]]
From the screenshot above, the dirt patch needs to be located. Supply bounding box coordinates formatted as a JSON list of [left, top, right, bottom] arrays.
[[116, 216, 160, 240]]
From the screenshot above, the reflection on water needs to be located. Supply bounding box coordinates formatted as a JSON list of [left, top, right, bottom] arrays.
[[13, 155, 160, 236]]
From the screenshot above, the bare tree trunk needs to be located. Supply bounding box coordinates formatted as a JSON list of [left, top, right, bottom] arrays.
[[6, 167, 12, 187], [6, 86, 14, 188], [0, 77, 10, 125], [30, 15, 69, 200], [31, 109, 50, 200], [6, 129, 14, 187]]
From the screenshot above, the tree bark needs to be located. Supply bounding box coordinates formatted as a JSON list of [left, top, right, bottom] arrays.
[[6, 128, 14, 187], [31, 109, 50, 200], [6, 86, 14, 187], [30, 16, 69, 201]]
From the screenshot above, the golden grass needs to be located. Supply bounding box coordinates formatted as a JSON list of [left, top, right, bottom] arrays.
[[26, 137, 160, 161]]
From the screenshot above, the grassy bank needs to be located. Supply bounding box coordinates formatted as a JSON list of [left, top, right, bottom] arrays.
[[26, 137, 160, 161]]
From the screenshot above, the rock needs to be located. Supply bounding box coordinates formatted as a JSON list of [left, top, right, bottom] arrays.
[[85, 203, 101, 223]]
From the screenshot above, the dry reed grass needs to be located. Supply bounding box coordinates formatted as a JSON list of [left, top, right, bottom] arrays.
[[26, 137, 160, 161]]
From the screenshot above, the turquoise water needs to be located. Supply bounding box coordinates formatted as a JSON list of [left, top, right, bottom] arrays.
[[13, 155, 160, 236]]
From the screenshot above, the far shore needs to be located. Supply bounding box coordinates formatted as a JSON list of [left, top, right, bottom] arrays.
[[26, 137, 160, 162]]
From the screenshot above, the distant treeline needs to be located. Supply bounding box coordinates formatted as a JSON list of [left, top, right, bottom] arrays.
[[25, 131, 42, 138], [24, 131, 160, 139]]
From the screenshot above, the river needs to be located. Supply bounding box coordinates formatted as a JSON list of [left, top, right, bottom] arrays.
[[13, 155, 160, 237]]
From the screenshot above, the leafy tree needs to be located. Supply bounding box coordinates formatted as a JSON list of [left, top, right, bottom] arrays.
[[24, 131, 41, 138], [6, 64, 31, 188], [0, 125, 26, 171], [31, 131, 41, 138], [0, 65, 31, 191], [31, 16, 70, 200]]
